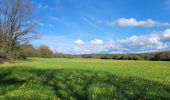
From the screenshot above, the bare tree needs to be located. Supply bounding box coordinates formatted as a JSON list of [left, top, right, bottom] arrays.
[[0, 0, 38, 58]]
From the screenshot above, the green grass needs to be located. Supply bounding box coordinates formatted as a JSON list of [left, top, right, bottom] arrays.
[[0, 58, 170, 99]]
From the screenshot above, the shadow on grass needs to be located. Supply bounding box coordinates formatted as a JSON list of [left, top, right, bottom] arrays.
[[0, 67, 25, 85], [0, 67, 170, 100], [0, 67, 26, 96], [0, 78, 25, 85]]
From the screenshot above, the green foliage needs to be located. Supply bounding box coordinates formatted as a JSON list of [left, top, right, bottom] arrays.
[[0, 0, 36, 61], [0, 58, 170, 99], [0, 48, 10, 63], [21, 45, 38, 57], [21, 44, 54, 58], [37, 45, 53, 58], [79, 52, 170, 61], [54, 53, 73, 58]]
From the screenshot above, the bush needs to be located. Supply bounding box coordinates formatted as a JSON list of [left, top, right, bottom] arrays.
[[18, 52, 27, 60]]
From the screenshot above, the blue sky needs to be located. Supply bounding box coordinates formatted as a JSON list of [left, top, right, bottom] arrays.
[[31, 0, 170, 54]]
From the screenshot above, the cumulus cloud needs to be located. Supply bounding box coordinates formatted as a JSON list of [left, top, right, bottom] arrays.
[[74, 39, 84, 45], [91, 39, 103, 45], [118, 18, 155, 27], [162, 29, 170, 40], [108, 18, 170, 27], [35, 29, 170, 54], [114, 34, 166, 52], [73, 29, 170, 54]]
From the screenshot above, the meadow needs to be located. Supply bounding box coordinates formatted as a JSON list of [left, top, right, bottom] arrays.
[[0, 58, 170, 100]]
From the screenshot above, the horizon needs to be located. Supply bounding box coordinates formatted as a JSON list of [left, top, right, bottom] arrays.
[[31, 0, 170, 54]]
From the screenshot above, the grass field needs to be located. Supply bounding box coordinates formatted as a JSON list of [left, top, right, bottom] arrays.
[[0, 58, 170, 99]]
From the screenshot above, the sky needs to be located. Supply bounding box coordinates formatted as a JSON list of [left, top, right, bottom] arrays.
[[31, 0, 170, 54]]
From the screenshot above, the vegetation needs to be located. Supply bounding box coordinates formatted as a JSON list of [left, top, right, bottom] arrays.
[[21, 45, 38, 57], [0, 0, 169, 99], [17, 45, 170, 61], [150, 51, 170, 61], [0, 1, 169, 99], [37, 45, 53, 58], [0, 0, 37, 62], [78, 52, 170, 61], [0, 58, 170, 99]]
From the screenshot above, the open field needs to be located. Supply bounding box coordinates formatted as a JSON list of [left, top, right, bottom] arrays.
[[0, 58, 170, 99]]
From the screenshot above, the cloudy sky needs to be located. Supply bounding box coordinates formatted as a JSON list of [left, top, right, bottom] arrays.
[[32, 0, 170, 54]]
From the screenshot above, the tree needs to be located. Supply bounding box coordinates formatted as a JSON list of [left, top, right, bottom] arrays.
[[21, 44, 37, 57], [0, 0, 37, 59], [152, 51, 170, 61], [37, 45, 53, 58]]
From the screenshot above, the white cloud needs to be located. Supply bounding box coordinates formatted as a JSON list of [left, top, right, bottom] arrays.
[[81, 17, 170, 28], [162, 29, 170, 40], [116, 18, 170, 27], [33, 30, 170, 54], [49, 45, 54, 51], [74, 39, 84, 45], [106, 18, 170, 27], [73, 29, 170, 54], [91, 39, 103, 45], [149, 36, 162, 45]]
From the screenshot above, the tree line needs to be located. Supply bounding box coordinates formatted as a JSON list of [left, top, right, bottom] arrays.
[[25, 45, 170, 61], [1, 43, 170, 63], [80, 52, 170, 61], [16, 44, 170, 61]]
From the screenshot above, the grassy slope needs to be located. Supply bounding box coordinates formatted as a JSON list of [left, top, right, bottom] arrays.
[[0, 58, 170, 99]]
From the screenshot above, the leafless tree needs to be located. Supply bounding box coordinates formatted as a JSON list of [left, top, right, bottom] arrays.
[[0, 0, 38, 58]]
